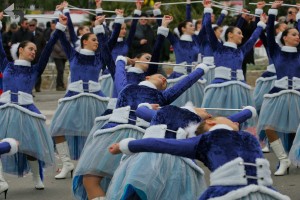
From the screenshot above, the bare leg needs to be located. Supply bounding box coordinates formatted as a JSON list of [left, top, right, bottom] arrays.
[[265, 129, 279, 143], [54, 136, 66, 144], [83, 175, 105, 200]]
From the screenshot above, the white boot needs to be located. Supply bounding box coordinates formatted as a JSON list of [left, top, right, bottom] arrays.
[[270, 139, 291, 176], [28, 160, 45, 190], [0, 160, 8, 199], [91, 197, 106, 200], [262, 145, 270, 153], [55, 142, 74, 179]]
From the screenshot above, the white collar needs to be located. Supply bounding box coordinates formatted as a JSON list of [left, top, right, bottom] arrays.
[[281, 46, 297, 53], [209, 124, 234, 132], [180, 34, 193, 42], [127, 67, 144, 74], [224, 42, 237, 49], [79, 49, 95, 56], [139, 81, 157, 89], [117, 37, 124, 42], [14, 60, 31, 67]]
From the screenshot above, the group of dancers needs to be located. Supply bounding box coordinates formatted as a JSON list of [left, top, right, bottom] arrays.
[[0, 0, 299, 199]]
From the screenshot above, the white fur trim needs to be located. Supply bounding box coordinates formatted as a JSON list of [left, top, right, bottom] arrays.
[[275, 32, 283, 47], [10, 43, 19, 60], [180, 157, 205, 174], [139, 81, 157, 89], [297, 13, 300, 22], [153, 9, 161, 16], [195, 63, 209, 74], [221, 10, 228, 16], [167, 75, 207, 84], [14, 60, 31, 67], [127, 67, 144, 74], [257, 21, 266, 30], [99, 73, 111, 81], [204, 8, 213, 14], [181, 101, 196, 114], [117, 37, 123, 42], [96, 8, 103, 14], [94, 114, 112, 123], [138, 103, 152, 109], [176, 128, 188, 139], [93, 124, 145, 138], [0, 21, 2, 30], [281, 46, 297, 53], [136, 117, 150, 127], [255, 75, 277, 83], [157, 26, 169, 37], [58, 93, 110, 103], [204, 81, 251, 93], [119, 138, 136, 155], [243, 106, 257, 118], [55, 22, 67, 32], [208, 184, 290, 200], [93, 25, 105, 35], [224, 42, 237, 49], [255, 8, 263, 15], [212, 24, 218, 29], [1, 138, 18, 155], [134, 9, 141, 16], [143, 124, 167, 139], [0, 103, 46, 120], [256, 158, 273, 186], [180, 34, 193, 42], [63, 8, 70, 14], [114, 16, 124, 24], [264, 89, 300, 98], [184, 122, 200, 138], [116, 55, 127, 65], [54, 10, 62, 17], [79, 49, 95, 56], [267, 64, 276, 73], [268, 9, 278, 16], [209, 124, 233, 131]]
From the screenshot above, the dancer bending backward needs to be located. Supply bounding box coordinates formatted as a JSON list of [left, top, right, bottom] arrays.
[[201, 0, 266, 126], [150, 2, 205, 107], [50, 13, 124, 179], [72, 59, 209, 199], [110, 107, 290, 200], [0, 13, 64, 190], [257, 1, 300, 176], [106, 104, 211, 200]]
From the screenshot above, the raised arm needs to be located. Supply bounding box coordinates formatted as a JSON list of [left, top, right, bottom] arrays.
[[162, 64, 208, 104], [186, 0, 192, 21], [153, 2, 163, 27], [107, 9, 124, 51], [146, 15, 172, 76], [216, 10, 228, 26], [0, 15, 10, 72], [115, 136, 201, 159], [35, 16, 66, 75], [203, 3, 220, 51], [114, 56, 129, 94], [241, 15, 266, 55], [126, 2, 142, 46]]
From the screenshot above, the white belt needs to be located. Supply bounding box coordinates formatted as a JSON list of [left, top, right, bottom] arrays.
[[0, 90, 34, 105], [107, 98, 117, 110], [109, 106, 150, 127], [67, 80, 101, 93], [202, 56, 214, 66], [210, 157, 272, 186], [173, 62, 189, 74], [142, 124, 188, 139], [214, 67, 244, 81], [266, 64, 276, 73], [274, 76, 300, 90]]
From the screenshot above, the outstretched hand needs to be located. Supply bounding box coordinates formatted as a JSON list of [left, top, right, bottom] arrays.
[[136, 0, 143, 10], [108, 143, 122, 154], [59, 14, 68, 26], [95, 15, 105, 25], [256, 1, 266, 9], [162, 15, 173, 27], [271, 1, 282, 9], [203, 0, 212, 8], [153, 2, 161, 10], [0, 12, 3, 21], [260, 13, 267, 24]]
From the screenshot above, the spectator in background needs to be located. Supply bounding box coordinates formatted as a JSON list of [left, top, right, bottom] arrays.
[[285, 6, 298, 28], [11, 17, 33, 44], [28, 19, 46, 92], [44, 21, 52, 41], [2, 23, 18, 61], [129, 13, 155, 57]]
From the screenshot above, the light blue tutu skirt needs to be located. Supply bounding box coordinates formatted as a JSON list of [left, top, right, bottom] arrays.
[[106, 152, 207, 200], [257, 90, 300, 134], [50, 94, 109, 137], [167, 76, 206, 107], [0, 104, 54, 176], [202, 81, 255, 128], [289, 124, 300, 166], [253, 76, 276, 113], [72, 125, 145, 199], [99, 74, 114, 97]]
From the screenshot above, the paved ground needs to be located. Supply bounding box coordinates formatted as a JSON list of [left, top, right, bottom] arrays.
[[2, 90, 299, 200]]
